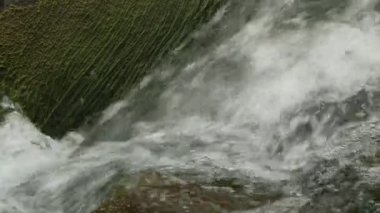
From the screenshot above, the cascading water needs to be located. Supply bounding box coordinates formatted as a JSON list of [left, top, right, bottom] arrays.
[[1, 0, 380, 212]]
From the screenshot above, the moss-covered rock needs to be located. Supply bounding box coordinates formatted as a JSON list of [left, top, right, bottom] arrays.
[[0, 0, 225, 137]]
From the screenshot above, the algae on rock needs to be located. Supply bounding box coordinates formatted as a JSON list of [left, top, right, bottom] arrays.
[[0, 0, 225, 137]]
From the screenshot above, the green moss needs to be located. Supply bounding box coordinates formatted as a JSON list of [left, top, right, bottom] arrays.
[[0, 0, 225, 137]]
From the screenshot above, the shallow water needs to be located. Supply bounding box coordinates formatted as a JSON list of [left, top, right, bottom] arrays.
[[1, 0, 380, 212]]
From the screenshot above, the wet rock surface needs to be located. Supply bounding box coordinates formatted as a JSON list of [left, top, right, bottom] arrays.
[[297, 120, 380, 213], [269, 89, 380, 156], [93, 165, 380, 212], [93, 95, 380, 212], [93, 152, 380, 212], [93, 171, 282, 213], [0, 0, 36, 11]]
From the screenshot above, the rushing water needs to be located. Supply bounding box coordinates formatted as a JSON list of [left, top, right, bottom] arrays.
[[1, 0, 380, 212]]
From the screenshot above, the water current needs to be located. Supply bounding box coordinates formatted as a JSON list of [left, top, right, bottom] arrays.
[[1, 0, 380, 212]]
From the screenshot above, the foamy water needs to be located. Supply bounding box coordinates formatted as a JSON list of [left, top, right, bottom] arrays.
[[1, 0, 380, 212]]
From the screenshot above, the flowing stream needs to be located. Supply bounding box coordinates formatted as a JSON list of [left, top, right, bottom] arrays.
[[1, 0, 380, 212]]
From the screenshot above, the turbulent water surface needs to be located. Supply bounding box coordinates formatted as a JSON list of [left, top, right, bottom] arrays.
[[1, 0, 380, 212]]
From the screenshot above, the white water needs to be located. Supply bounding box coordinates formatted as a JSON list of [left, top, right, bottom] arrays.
[[1, 0, 380, 212]]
